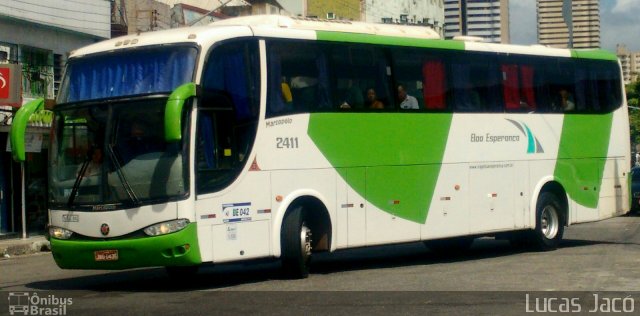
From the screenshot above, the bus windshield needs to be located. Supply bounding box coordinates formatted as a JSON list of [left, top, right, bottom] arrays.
[[57, 45, 197, 104], [49, 97, 189, 210]]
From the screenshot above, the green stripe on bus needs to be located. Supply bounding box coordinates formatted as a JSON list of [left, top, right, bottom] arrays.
[[316, 31, 465, 50], [308, 113, 453, 223], [554, 113, 614, 208], [570, 49, 618, 61]]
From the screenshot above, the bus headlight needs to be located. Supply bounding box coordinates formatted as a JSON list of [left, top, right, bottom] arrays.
[[49, 226, 74, 240], [143, 219, 190, 236]]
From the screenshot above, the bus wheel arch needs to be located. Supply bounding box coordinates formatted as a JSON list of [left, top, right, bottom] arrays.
[[278, 195, 332, 278], [538, 181, 569, 227], [287, 196, 332, 252], [533, 181, 568, 250]]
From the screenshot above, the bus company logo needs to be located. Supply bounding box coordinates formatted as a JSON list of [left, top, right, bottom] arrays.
[[100, 223, 110, 236], [7, 292, 73, 315], [506, 119, 545, 154]]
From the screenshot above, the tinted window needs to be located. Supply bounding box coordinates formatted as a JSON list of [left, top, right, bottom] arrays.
[[450, 53, 502, 112], [392, 48, 449, 110], [197, 40, 260, 194], [330, 45, 392, 111], [267, 41, 332, 117], [574, 60, 622, 112], [265, 40, 622, 116]]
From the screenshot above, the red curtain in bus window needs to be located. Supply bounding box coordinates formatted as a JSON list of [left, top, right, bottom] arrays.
[[520, 65, 536, 110], [422, 60, 446, 109], [502, 64, 520, 110]]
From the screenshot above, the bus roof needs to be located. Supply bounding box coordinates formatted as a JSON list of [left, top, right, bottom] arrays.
[[69, 15, 617, 62], [211, 15, 441, 40]]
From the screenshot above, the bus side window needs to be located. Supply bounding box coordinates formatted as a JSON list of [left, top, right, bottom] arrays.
[[332, 44, 391, 110], [547, 61, 576, 112], [597, 64, 622, 111], [452, 56, 504, 113], [422, 60, 446, 110], [575, 61, 622, 113], [267, 41, 331, 117], [452, 63, 482, 112], [502, 64, 537, 112], [391, 48, 425, 110]]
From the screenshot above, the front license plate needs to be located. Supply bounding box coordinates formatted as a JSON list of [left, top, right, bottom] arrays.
[[94, 250, 118, 261]]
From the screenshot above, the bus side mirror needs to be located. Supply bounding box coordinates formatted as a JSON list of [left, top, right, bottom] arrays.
[[9, 98, 44, 162], [165, 82, 197, 142]]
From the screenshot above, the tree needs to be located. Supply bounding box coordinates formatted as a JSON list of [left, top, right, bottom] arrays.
[[627, 81, 640, 147], [627, 81, 640, 101]]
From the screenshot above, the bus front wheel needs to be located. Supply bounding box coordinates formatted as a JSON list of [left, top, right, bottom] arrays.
[[281, 206, 312, 279], [533, 192, 564, 251]]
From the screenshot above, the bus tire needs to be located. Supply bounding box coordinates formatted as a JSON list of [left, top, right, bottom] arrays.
[[533, 192, 564, 251], [507, 231, 531, 249], [281, 205, 312, 279]]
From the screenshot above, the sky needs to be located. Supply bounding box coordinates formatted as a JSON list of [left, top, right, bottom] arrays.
[[510, 0, 640, 51]]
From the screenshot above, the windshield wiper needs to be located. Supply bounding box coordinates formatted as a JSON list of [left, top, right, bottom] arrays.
[[107, 144, 140, 206], [67, 156, 91, 206]]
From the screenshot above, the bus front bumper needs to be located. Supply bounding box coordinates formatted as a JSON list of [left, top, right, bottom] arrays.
[[50, 223, 201, 270]]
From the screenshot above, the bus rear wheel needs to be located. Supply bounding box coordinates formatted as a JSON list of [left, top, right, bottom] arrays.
[[281, 206, 312, 279], [533, 192, 564, 251]]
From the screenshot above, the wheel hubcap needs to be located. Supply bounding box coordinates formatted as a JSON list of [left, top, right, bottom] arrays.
[[541, 205, 559, 239], [300, 223, 312, 260]]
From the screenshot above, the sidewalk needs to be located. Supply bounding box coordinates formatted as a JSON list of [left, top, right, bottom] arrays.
[[0, 235, 50, 258]]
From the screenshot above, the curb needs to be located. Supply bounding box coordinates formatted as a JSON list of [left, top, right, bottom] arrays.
[[0, 239, 51, 259]]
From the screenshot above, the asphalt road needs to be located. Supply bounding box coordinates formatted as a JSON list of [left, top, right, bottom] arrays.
[[2, 213, 640, 315]]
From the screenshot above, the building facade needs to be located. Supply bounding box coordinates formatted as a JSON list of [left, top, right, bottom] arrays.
[[617, 44, 640, 84], [0, 0, 110, 236], [443, 0, 509, 43], [537, 0, 600, 49], [363, 0, 445, 36], [306, 0, 360, 21], [219, 0, 286, 17], [278, 0, 445, 36]]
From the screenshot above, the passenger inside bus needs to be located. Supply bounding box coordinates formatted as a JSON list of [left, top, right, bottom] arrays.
[[76, 147, 103, 177], [397, 85, 419, 109], [558, 88, 575, 111], [339, 79, 364, 109], [119, 121, 163, 163], [365, 88, 384, 109]]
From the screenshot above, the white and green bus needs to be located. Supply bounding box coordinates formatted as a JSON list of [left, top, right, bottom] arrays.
[[11, 16, 630, 278]]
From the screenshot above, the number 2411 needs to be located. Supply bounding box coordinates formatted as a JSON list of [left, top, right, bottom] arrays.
[[276, 137, 299, 149]]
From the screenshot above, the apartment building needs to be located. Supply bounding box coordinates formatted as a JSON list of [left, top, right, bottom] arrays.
[[617, 44, 640, 84], [443, 0, 510, 43], [537, 0, 600, 49]]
